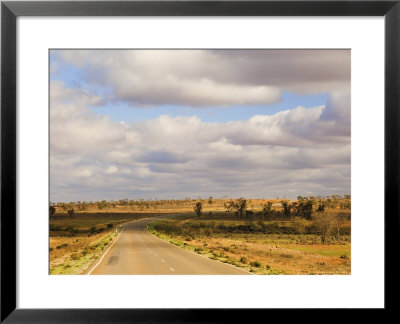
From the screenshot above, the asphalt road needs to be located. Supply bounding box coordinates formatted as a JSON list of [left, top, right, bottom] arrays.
[[88, 217, 249, 275]]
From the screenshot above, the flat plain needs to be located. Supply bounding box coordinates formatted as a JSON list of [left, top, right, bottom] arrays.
[[49, 196, 351, 275]]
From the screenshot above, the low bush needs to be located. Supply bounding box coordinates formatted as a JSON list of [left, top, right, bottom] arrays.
[[240, 256, 248, 264], [70, 253, 80, 260], [250, 261, 262, 267], [280, 253, 294, 258], [56, 243, 68, 249]]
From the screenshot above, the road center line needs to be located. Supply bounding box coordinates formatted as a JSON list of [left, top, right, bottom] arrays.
[[169, 267, 175, 272]]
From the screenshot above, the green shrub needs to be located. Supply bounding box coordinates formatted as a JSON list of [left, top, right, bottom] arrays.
[[340, 254, 348, 259], [250, 261, 262, 267], [240, 256, 248, 264], [70, 253, 80, 260]]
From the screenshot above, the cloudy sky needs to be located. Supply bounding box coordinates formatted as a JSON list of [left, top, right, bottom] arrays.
[[50, 49, 350, 202]]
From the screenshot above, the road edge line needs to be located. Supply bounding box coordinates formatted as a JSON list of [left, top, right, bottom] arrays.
[[87, 225, 125, 275], [146, 224, 255, 275]]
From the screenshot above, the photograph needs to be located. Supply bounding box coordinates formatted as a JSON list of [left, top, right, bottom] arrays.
[[49, 49, 351, 275]]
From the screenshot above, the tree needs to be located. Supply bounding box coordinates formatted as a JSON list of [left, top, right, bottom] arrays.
[[281, 200, 292, 219], [224, 198, 246, 217], [293, 217, 308, 234], [340, 199, 351, 210], [208, 196, 213, 205], [98, 200, 109, 209], [246, 210, 254, 217], [49, 206, 56, 217], [313, 211, 334, 244], [81, 201, 88, 211], [194, 202, 202, 217], [296, 197, 314, 219], [67, 208, 75, 217], [262, 202, 273, 220], [58, 202, 68, 211], [316, 198, 326, 212], [236, 198, 247, 218], [224, 200, 236, 212], [333, 212, 347, 237]]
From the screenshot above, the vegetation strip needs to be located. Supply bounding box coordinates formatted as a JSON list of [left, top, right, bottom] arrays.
[[50, 196, 351, 275], [147, 221, 254, 275]]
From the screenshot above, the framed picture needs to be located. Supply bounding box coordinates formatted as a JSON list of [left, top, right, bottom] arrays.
[[1, 0, 398, 321]]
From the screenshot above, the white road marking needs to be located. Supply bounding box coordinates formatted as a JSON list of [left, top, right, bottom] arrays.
[[161, 259, 165, 263], [169, 267, 175, 272]]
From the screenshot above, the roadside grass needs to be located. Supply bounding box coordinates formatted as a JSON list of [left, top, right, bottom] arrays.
[[286, 244, 351, 258], [147, 216, 351, 275], [50, 229, 121, 275]]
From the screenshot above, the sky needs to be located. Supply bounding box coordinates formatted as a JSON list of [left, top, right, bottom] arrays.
[[49, 49, 351, 202]]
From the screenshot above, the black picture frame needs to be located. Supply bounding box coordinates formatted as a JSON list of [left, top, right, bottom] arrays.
[[1, 0, 399, 322]]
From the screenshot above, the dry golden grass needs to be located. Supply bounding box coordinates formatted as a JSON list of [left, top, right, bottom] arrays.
[[150, 232, 350, 275], [50, 231, 112, 263], [188, 236, 350, 274], [147, 209, 351, 275], [49, 230, 120, 275]]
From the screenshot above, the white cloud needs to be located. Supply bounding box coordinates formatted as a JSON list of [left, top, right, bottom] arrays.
[[105, 165, 118, 174], [50, 81, 350, 202], [54, 49, 350, 107]]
